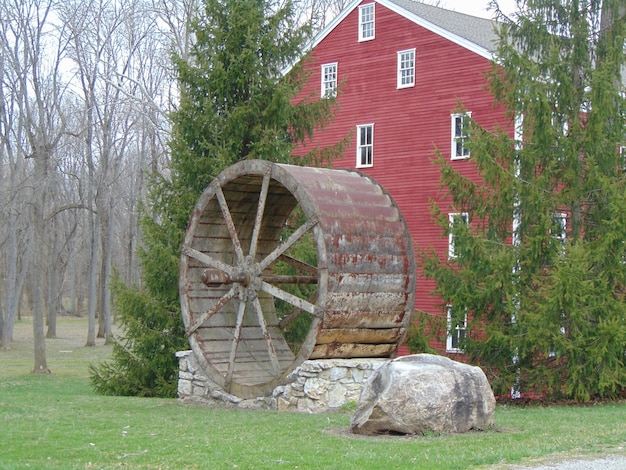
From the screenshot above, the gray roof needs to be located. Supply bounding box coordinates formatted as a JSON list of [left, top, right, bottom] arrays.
[[387, 1, 626, 87], [385, 0, 500, 52]]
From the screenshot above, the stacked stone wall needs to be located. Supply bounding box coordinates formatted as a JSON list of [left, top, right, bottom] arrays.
[[176, 350, 386, 413]]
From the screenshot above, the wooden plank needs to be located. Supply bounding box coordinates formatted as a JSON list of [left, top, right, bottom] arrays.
[[196, 326, 293, 349], [187, 299, 283, 328], [327, 253, 411, 274], [327, 273, 411, 293], [310, 343, 396, 359], [322, 309, 408, 329], [325, 234, 411, 255], [186, 286, 237, 336], [187, 300, 237, 323], [315, 327, 404, 344], [324, 291, 410, 312], [230, 357, 292, 370], [199, 346, 294, 365], [185, 290, 231, 302]]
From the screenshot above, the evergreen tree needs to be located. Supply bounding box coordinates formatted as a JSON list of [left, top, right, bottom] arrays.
[[90, 0, 343, 397], [420, 0, 626, 401]]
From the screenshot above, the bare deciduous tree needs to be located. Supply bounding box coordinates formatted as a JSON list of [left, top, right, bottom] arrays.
[[0, 0, 212, 366], [0, 0, 71, 371]]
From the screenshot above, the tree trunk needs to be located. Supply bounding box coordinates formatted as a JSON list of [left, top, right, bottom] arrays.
[[69, 264, 78, 316], [103, 197, 114, 343], [86, 208, 99, 347], [46, 220, 59, 339], [31, 156, 49, 373], [2, 230, 31, 349], [2, 214, 19, 349], [97, 204, 107, 339], [0, 291, 4, 348]]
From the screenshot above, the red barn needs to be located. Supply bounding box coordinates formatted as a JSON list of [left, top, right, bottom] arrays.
[[293, 0, 514, 355]]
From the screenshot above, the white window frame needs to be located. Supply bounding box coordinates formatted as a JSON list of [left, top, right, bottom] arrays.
[[397, 49, 415, 89], [451, 112, 471, 160], [448, 212, 469, 259], [551, 111, 569, 137], [548, 325, 566, 358], [551, 212, 567, 243], [356, 123, 374, 168], [446, 305, 467, 353], [321, 62, 337, 98], [358, 3, 375, 42], [551, 212, 567, 252]]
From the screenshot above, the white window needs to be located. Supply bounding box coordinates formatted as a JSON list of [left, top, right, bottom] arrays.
[[321, 63, 337, 98], [446, 305, 467, 353], [620, 145, 626, 170], [548, 325, 566, 358], [356, 124, 374, 168], [551, 212, 567, 249], [397, 49, 415, 89], [552, 112, 569, 137], [448, 212, 469, 259], [359, 4, 375, 41], [451, 112, 471, 159]]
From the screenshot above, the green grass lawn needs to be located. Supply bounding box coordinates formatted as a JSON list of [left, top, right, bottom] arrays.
[[1, 318, 625, 469]]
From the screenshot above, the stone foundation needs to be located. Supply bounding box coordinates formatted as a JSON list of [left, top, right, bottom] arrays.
[[176, 350, 387, 413]]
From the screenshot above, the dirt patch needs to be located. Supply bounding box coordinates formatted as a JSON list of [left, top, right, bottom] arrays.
[[323, 424, 514, 441]]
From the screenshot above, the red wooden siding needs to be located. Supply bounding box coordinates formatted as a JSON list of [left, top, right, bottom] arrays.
[[293, 1, 514, 353]]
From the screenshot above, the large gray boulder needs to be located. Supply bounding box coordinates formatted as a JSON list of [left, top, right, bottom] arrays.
[[350, 354, 496, 435]]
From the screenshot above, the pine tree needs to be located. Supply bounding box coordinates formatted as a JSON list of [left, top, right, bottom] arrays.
[[420, 0, 626, 401], [90, 0, 343, 397]]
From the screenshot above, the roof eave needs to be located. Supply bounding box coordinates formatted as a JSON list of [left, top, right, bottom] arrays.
[[282, 0, 494, 76]]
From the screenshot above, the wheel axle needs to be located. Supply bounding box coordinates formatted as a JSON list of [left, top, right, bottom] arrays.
[[201, 268, 317, 287]]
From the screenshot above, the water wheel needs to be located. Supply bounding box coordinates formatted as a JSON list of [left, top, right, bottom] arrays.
[[180, 160, 416, 398]]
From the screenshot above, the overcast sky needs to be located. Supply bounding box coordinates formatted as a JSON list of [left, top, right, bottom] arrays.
[[440, 0, 518, 18]]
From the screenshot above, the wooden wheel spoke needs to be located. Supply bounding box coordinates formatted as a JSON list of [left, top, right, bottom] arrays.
[[279, 292, 318, 329], [186, 286, 237, 337], [225, 298, 247, 388], [260, 281, 318, 316], [248, 170, 271, 261], [252, 296, 280, 375], [181, 246, 235, 277], [258, 217, 318, 272], [259, 274, 318, 284], [278, 254, 318, 276], [214, 183, 245, 265]]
